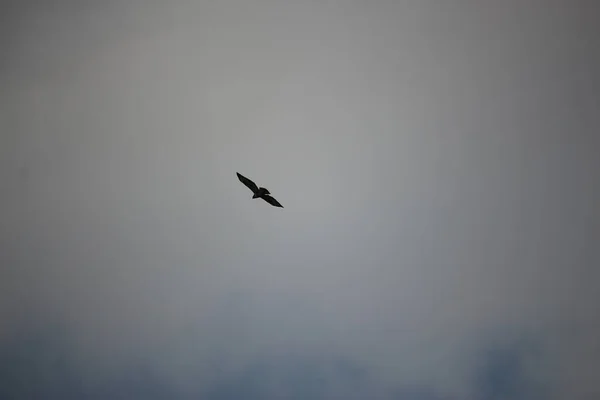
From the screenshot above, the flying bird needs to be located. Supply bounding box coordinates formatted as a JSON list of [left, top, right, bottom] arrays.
[[237, 172, 283, 208]]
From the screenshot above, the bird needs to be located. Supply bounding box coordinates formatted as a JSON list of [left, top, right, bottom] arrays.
[[236, 172, 283, 208]]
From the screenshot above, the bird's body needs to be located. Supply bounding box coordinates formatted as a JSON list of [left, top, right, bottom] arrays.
[[237, 172, 283, 208], [252, 187, 270, 199]]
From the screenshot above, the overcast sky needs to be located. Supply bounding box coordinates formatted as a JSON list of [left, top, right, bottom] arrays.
[[1, 1, 599, 399]]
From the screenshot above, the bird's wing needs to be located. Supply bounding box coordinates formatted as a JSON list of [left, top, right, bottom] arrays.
[[237, 172, 258, 194], [262, 195, 283, 208]]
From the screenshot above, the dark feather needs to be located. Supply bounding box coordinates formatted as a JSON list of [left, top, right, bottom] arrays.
[[262, 195, 283, 208], [236, 172, 258, 194]]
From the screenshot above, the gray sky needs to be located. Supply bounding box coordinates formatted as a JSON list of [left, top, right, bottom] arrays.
[[1, 1, 599, 399]]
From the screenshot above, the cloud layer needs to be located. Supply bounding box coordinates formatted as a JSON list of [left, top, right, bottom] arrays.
[[1, 1, 599, 398]]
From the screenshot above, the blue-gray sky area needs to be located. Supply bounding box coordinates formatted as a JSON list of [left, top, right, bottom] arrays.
[[1, 1, 599, 399]]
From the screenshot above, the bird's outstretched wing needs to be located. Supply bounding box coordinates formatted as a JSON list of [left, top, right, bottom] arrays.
[[237, 172, 258, 194], [262, 195, 283, 208]]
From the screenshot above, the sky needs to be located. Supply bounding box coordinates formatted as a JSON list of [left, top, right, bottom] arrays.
[[1, 1, 599, 399]]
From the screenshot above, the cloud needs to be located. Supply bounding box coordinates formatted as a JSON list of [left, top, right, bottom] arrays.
[[1, 1, 599, 399]]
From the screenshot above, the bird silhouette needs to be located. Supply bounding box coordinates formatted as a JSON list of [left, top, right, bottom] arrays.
[[237, 172, 283, 208]]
